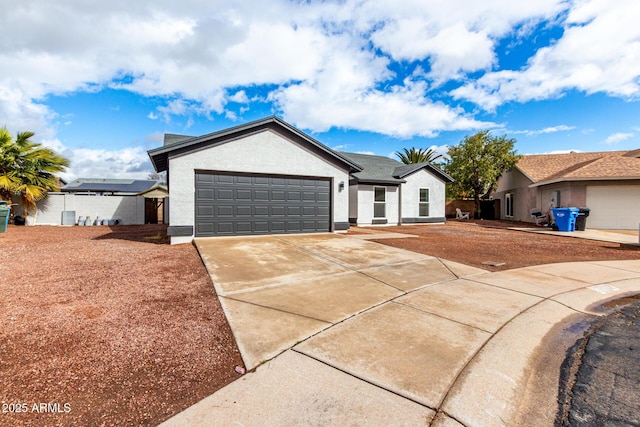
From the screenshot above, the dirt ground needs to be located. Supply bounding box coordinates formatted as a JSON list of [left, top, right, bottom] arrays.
[[363, 220, 640, 271], [0, 225, 242, 427]]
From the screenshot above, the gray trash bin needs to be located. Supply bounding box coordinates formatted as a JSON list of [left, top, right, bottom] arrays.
[[0, 201, 10, 233], [575, 207, 590, 231]]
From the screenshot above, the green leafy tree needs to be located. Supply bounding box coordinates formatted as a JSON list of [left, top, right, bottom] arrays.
[[0, 128, 70, 215], [445, 130, 520, 217], [396, 147, 443, 164]]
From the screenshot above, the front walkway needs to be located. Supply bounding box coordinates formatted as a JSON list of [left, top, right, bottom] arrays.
[[511, 227, 640, 246], [161, 234, 640, 426]]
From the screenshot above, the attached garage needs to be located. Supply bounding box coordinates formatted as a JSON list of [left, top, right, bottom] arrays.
[[195, 171, 331, 236], [586, 185, 640, 229], [148, 116, 360, 244]]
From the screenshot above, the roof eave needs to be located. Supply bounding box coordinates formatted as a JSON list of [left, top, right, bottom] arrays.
[[352, 178, 405, 185], [394, 163, 454, 183], [147, 116, 363, 173], [529, 175, 640, 187], [514, 165, 537, 183]]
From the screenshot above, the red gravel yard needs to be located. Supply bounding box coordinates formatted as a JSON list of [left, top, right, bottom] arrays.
[[0, 225, 242, 427], [367, 221, 640, 271]]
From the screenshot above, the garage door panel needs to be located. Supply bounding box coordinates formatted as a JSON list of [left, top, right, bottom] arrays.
[[195, 172, 331, 236], [216, 206, 233, 217], [214, 189, 232, 200], [287, 221, 302, 232], [254, 206, 269, 216], [303, 206, 317, 216], [254, 190, 270, 201], [287, 206, 301, 216], [271, 206, 286, 216], [197, 173, 214, 184], [271, 190, 286, 201], [236, 206, 252, 216], [271, 221, 286, 232], [210, 175, 231, 185], [302, 191, 317, 201], [317, 192, 330, 202], [287, 191, 301, 201]]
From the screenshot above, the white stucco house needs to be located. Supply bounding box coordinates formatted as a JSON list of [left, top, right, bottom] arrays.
[[147, 116, 453, 244]]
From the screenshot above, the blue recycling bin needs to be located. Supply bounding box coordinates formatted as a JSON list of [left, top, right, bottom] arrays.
[[552, 207, 579, 232]]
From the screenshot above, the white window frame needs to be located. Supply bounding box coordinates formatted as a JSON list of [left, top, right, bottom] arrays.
[[505, 193, 514, 218], [373, 187, 386, 218], [419, 188, 430, 217]]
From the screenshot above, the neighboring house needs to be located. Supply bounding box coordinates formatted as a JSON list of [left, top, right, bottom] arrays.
[[492, 149, 640, 229], [21, 178, 167, 225], [147, 116, 453, 244]]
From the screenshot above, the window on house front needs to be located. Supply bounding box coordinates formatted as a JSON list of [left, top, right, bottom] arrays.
[[505, 193, 514, 217], [419, 188, 430, 217], [374, 187, 386, 218]]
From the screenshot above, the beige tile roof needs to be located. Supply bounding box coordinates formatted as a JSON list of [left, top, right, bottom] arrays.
[[517, 150, 640, 183]]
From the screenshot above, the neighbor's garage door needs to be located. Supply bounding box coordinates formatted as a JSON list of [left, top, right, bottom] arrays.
[[195, 171, 331, 236], [586, 185, 640, 229]]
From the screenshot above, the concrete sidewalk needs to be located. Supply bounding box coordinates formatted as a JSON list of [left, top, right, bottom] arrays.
[[511, 227, 640, 246], [161, 234, 640, 427]]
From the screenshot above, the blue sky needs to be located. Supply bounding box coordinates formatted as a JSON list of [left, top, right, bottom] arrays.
[[1, 0, 639, 180]]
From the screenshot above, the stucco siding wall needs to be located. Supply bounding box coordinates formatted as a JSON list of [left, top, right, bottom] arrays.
[[168, 129, 350, 234], [539, 182, 587, 209], [401, 170, 447, 219], [29, 193, 145, 225], [349, 183, 358, 220], [355, 185, 399, 225], [493, 169, 536, 222]]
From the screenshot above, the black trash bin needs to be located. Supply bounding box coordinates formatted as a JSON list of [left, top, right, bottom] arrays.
[[575, 207, 590, 231]]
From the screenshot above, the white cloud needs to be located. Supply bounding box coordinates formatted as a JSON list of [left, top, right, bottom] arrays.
[[362, 0, 564, 81], [272, 77, 496, 138], [0, 0, 553, 141], [453, 0, 640, 109], [64, 146, 153, 181], [36, 137, 154, 182], [229, 90, 249, 103], [512, 125, 575, 136], [147, 112, 158, 120], [604, 132, 634, 145]]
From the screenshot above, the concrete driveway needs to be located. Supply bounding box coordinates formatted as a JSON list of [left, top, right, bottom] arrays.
[[162, 233, 640, 426]]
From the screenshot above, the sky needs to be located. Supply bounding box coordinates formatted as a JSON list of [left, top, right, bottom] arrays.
[[2, 0, 640, 181]]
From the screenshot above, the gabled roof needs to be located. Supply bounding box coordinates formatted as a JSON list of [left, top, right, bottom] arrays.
[[164, 133, 193, 146], [137, 183, 168, 198], [516, 149, 640, 187], [148, 116, 362, 173], [339, 152, 406, 185], [62, 178, 160, 194], [339, 152, 453, 185], [393, 162, 453, 182]]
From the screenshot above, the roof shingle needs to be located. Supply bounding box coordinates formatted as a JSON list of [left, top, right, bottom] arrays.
[[517, 150, 640, 184]]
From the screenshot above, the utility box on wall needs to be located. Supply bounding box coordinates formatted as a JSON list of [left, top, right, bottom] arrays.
[[61, 210, 76, 226]]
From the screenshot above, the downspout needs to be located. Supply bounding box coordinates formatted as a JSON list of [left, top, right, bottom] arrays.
[[398, 184, 402, 225]]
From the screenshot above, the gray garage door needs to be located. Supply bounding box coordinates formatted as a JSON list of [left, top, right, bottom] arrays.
[[195, 171, 331, 236]]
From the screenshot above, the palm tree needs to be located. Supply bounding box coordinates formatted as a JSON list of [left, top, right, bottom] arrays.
[[395, 147, 443, 164], [0, 128, 69, 215]]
